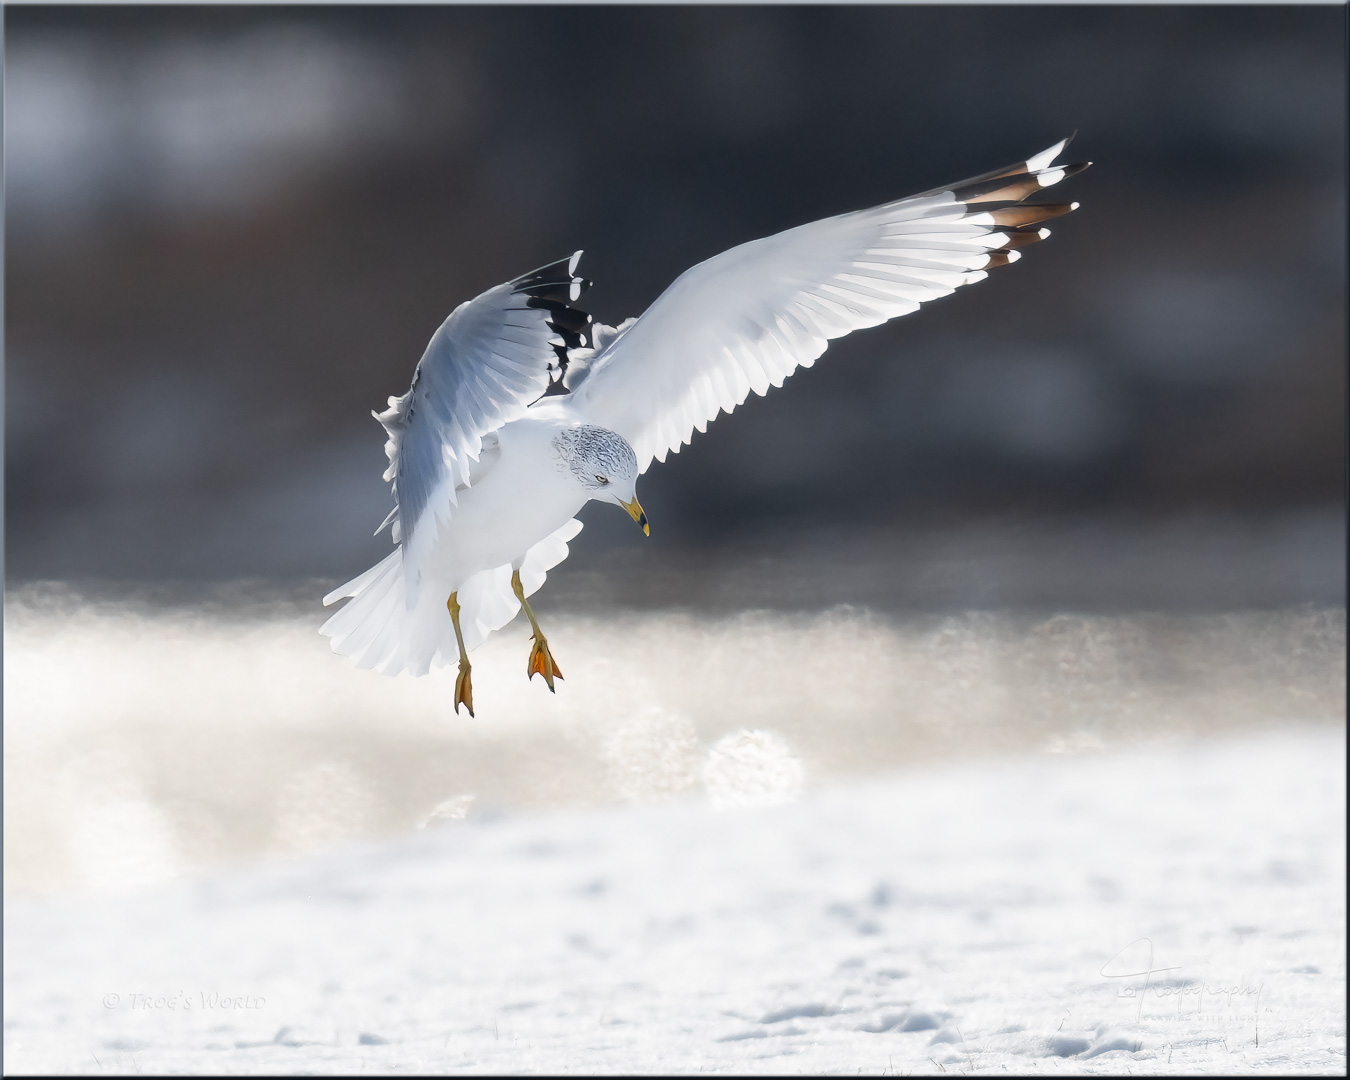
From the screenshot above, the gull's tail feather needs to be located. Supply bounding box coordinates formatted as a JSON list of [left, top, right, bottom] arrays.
[[319, 519, 585, 678], [319, 548, 443, 675]]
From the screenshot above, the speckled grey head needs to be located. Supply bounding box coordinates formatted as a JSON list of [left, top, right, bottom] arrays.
[[553, 425, 639, 494]]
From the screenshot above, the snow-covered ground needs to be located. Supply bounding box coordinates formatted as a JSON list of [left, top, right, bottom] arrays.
[[4, 595, 1345, 1072], [4, 725, 1344, 1074]]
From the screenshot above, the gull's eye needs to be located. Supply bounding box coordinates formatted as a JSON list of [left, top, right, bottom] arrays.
[[594, 474, 609, 485]]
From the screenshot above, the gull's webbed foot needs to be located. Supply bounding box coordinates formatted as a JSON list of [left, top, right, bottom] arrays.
[[527, 634, 564, 693], [454, 661, 475, 717]]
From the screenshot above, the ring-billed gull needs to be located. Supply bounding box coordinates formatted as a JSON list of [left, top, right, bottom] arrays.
[[321, 138, 1089, 714]]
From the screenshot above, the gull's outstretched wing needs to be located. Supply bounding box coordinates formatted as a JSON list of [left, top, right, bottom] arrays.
[[374, 253, 592, 602], [569, 139, 1089, 472]]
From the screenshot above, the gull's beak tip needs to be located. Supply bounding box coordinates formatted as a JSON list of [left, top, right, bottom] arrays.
[[622, 497, 650, 537]]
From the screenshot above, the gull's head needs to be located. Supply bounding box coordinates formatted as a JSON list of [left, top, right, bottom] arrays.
[[553, 424, 648, 536]]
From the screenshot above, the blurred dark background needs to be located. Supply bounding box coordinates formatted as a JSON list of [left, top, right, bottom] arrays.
[[4, 5, 1345, 609]]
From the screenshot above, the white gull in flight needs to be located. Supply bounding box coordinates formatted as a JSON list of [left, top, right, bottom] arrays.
[[321, 138, 1090, 715]]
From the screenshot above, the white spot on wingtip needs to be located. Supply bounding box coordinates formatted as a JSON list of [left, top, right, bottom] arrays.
[[1026, 138, 1068, 173], [1007, 249, 1021, 263], [569, 282, 581, 301], [567, 250, 582, 275], [1070, 201, 1081, 211], [1036, 168, 1066, 187], [1039, 228, 1052, 239]]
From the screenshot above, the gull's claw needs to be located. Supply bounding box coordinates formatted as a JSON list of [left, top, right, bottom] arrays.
[[454, 661, 475, 717], [527, 634, 564, 693]]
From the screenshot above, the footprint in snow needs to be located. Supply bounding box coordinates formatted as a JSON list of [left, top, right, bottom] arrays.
[[1047, 1028, 1141, 1058], [861, 1009, 944, 1033], [1047, 1033, 1093, 1057], [760, 1003, 833, 1024]]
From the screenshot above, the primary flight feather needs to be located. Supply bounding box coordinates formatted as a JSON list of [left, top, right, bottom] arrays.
[[321, 138, 1090, 714]]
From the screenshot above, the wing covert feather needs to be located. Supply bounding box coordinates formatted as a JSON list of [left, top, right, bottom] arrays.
[[375, 254, 592, 601], [571, 140, 1088, 472]]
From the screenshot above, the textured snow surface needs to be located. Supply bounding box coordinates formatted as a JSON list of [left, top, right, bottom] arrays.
[[4, 727, 1344, 1075]]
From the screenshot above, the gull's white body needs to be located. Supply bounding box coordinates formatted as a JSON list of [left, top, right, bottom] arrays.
[[322, 404, 596, 675], [322, 139, 1088, 678], [424, 406, 590, 588]]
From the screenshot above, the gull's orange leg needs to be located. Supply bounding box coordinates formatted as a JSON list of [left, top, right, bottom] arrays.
[[446, 592, 474, 717], [511, 570, 563, 693]]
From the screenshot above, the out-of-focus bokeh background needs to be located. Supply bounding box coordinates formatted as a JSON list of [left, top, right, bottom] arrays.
[[5, 5, 1344, 591], [4, 0, 1346, 883], [4, 8, 1346, 1074]]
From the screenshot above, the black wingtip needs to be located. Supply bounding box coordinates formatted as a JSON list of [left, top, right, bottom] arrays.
[[512, 255, 594, 399], [511, 254, 591, 304]]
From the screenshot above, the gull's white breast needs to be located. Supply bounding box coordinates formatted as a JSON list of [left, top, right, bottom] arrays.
[[424, 409, 588, 593]]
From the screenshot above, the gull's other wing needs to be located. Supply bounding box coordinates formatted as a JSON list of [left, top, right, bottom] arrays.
[[373, 254, 592, 601], [569, 139, 1089, 472]]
